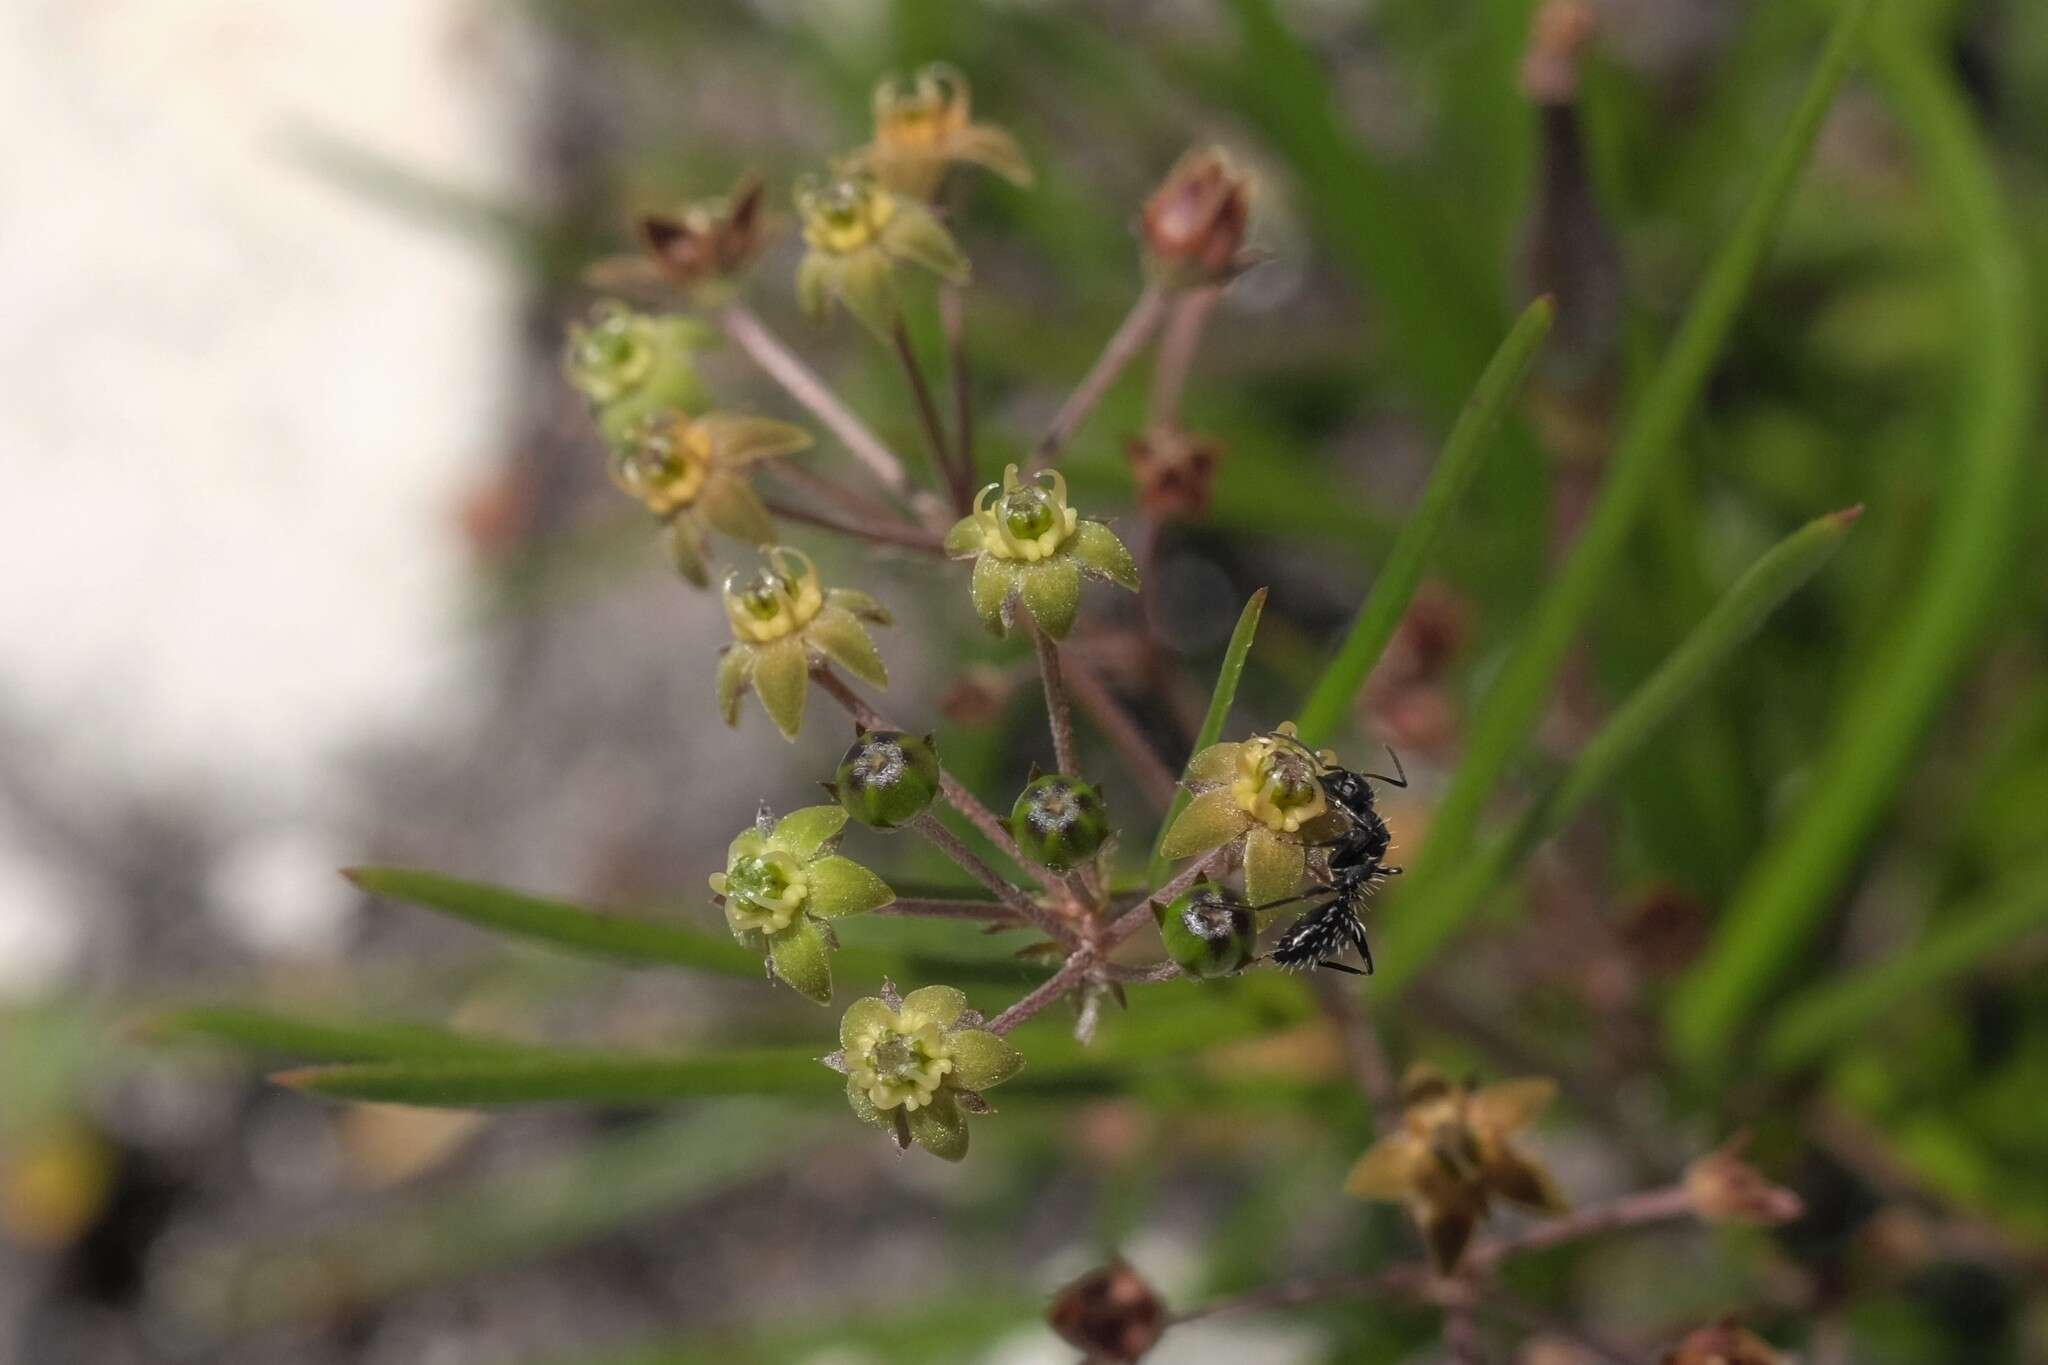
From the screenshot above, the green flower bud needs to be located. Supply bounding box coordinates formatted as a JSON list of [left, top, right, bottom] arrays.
[[834, 730, 941, 830], [1155, 881, 1256, 978], [1009, 773, 1109, 870]]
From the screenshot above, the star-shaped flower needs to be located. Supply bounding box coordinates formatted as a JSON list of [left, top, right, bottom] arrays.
[[1343, 1063, 1568, 1273], [716, 547, 891, 740], [610, 411, 811, 586], [942, 464, 1138, 640], [1154, 722, 1346, 908], [853, 63, 1032, 200], [795, 174, 967, 340], [709, 804, 893, 1004], [824, 982, 1024, 1161]]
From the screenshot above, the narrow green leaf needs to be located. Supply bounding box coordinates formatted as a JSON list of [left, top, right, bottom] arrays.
[[346, 866, 762, 976], [1672, 21, 2035, 1067], [276, 1047, 833, 1107], [1295, 298, 1554, 748], [1147, 588, 1266, 885], [138, 1007, 537, 1063], [1381, 508, 1860, 991], [1762, 849, 2048, 1071], [1395, 0, 1880, 912]]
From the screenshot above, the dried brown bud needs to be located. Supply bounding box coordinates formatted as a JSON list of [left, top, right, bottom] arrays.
[[1141, 148, 1254, 287], [1048, 1259, 1166, 1363], [637, 176, 768, 287], [1685, 1133, 1805, 1226], [1662, 1320, 1783, 1365], [1125, 426, 1224, 521], [1520, 0, 1598, 105]]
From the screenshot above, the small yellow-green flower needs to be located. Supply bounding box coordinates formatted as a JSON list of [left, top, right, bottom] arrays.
[[613, 411, 811, 586], [795, 174, 967, 340], [942, 464, 1138, 640], [1343, 1063, 1567, 1273], [716, 547, 892, 741], [1155, 722, 1345, 907], [563, 302, 712, 447], [854, 64, 1032, 200], [823, 982, 1024, 1160], [709, 804, 893, 1004]]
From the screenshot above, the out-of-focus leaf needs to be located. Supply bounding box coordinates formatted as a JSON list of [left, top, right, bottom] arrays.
[[138, 1007, 538, 1063], [275, 1047, 831, 1107]]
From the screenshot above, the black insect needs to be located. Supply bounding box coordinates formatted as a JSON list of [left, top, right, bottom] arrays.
[[1256, 735, 1407, 976]]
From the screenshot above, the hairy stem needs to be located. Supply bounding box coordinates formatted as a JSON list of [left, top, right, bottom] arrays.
[[909, 813, 1065, 939], [1029, 283, 1170, 473], [720, 303, 910, 496], [1033, 626, 1079, 776], [987, 950, 1096, 1034], [873, 897, 1024, 923]]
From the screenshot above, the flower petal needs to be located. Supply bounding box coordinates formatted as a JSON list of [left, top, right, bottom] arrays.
[[1070, 520, 1139, 590], [752, 637, 809, 740], [954, 123, 1034, 187], [1245, 828, 1307, 912], [1183, 740, 1242, 787], [768, 805, 848, 860], [768, 919, 833, 1004], [1019, 559, 1081, 641], [846, 1075, 891, 1128], [1157, 787, 1252, 861], [970, 554, 1021, 636], [699, 413, 813, 465], [725, 828, 768, 864], [796, 250, 832, 323], [1486, 1145, 1569, 1214], [805, 855, 894, 918], [1469, 1077, 1558, 1136], [808, 605, 888, 689], [666, 514, 710, 586], [947, 1029, 1024, 1091], [840, 996, 894, 1051], [715, 647, 753, 727], [942, 515, 984, 558], [883, 202, 970, 284], [1343, 1134, 1413, 1202], [902, 985, 969, 1029], [835, 248, 897, 340], [700, 475, 776, 546], [905, 1089, 969, 1161], [826, 587, 892, 624]]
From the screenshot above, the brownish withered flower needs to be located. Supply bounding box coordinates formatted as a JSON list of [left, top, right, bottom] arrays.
[[1047, 1259, 1166, 1364], [854, 63, 1032, 200], [1141, 147, 1256, 288], [1125, 425, 1224, 522], [1344, 1063, 1568, 1273], [1663, 1320, 1783, 1365], [585, 176, 771, 298], [1685, 1133, 1805, 1226]]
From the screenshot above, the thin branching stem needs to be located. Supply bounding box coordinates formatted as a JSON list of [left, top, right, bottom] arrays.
[[872, 897, 1022, 923], [720, 303, 911, 495], [760, 494, 947, 553], [892, 319, 963, 506], [909, 813, 1067, 940], [1444, 1302, 1484, 1365], [1028, 283, 1170, 473], [1033, 626, 1078, 776], [1147, 285, 1219, 429], [987, 950, 1097, 1035], [941, 283, 977, 504]]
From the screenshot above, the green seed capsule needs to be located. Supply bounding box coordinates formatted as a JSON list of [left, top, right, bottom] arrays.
[[1009, 774, 1110, 870], [834, 730, 941, 830], [1155, 882, 1256, 978]]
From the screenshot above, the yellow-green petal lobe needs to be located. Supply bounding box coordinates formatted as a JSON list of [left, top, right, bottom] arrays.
[[835, 249, 897, 340], [1245, 828, 1306, 912], [942, 515, 984, 557], [955, 124, 1033, 186], [715, 647, 753, 727], [1343, 1135, 1412, 1201], [768, 805, 848, 860], [752, 637, 810, 740], [796, 251, 832, 323], [725, 828, 768, 864], [666, 515, 709, 586], [700, 475, 776, 546], [902, 984, 969, 1029], [809, 605, 888, 688], [840, 996, 894, 1051], [905, 1089, 968, 1161], [1158, 787, 1252, 861], [971, 554, 1021, 636], [883, 203, 969, 284], [806, 855, 893, 919], [1183, 741, 1242, 787], [701, 413, 812, 465], [768, 919, 833, 1004], [1019, 559, 1081, 641], [846, 1075, 890, 1128], [826, 587, 891, 623], [947, 1030, 1023, 1091], [1070, 520, 1139, 590], [1469, 1077, 1558, 1136]]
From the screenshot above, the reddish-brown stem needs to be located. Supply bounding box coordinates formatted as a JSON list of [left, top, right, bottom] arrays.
[[909, 813, 1066, 940], [1032, 626, 1078, 776], [721, 303, 910, 495], [769, 457, 916, 527], [987, 950, 1096, 1034], [1465, 1184, 1696, 1271], [1058, 654, 1177, 809], [1147, 285, 1219, 429], [1028, 283, 1170, 473], [760, 494, 947, 553], [941, 284, 976, 506], [873, 897, 1023, 923], [892, 319, 962, 506]]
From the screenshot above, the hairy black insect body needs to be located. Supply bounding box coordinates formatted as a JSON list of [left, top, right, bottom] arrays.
[[1260, 738, 1407, 976]]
